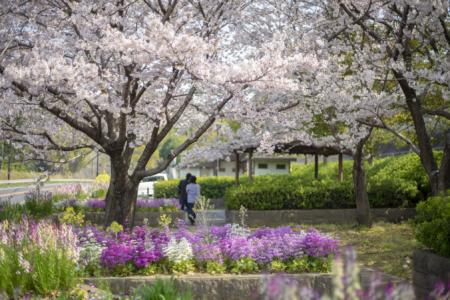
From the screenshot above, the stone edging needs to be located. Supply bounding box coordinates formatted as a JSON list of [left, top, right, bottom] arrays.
[[83, 267, 410, 300], [83, 273, 333, 300], [225, 208, 416, 226], [413, 249, 450, 298]]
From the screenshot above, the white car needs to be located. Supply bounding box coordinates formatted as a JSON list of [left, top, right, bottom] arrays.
[[138, 173, 168, 197]]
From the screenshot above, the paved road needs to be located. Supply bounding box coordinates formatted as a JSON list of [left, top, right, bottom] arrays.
[[0, 183, 64, 204]]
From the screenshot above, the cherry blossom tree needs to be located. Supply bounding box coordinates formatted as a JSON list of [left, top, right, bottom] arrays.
[[276, 0, 450, 196], [0, 0, 319, 228], [183, 0, 450, 226]]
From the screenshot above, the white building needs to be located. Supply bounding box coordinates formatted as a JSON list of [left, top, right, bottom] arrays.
[[241, 156, 296, 176], [175, 154, 296, 179]]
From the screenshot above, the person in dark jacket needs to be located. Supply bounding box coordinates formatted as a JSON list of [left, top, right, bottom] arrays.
[[177, 173, 191, 211]]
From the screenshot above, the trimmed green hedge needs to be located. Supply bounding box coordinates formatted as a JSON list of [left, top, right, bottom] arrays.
[[154, 176, 239, 199], [411, 192, 450, 257], [157, 152, 441, 210], [224, 175, 420, 210]]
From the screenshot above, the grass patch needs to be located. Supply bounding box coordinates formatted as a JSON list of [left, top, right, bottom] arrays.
[[0, 181, 94, 189], [252, 221, 423, 280]]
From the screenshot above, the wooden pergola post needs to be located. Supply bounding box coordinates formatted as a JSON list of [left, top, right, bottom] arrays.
[[235, 152, 239, 187], [314, 153, 318, 179], [248, 149, 253, 182], [338, 153, 343, 181]]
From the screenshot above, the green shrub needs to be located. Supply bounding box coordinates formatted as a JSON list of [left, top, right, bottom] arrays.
[[158, 152, 440, 210], [225, 152, 435, 210], [411, 191, 450, 257], [154, 176, 240, 199], [224, 176, 419, 210], [154, 179, 180, 198]]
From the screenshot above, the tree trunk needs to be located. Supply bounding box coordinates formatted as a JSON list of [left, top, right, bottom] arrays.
[[394, 71, 442, 196], [353, 146, 372, 227], [438, 130, 450, 193], [104, 155, 139, 229], [114, 176, 139, 229]]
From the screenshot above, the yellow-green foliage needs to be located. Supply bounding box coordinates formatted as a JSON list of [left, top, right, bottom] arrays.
[[158, 213, 172, 227], [94, 171, 110, 184], [59, 207, 85, 224], [106, 221, 123, 235]]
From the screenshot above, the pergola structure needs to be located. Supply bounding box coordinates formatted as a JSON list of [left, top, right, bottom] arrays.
[[233, 142, 342, 187]]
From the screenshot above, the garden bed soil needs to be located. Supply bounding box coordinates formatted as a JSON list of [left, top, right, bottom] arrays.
[[225, 208, 416, 226]]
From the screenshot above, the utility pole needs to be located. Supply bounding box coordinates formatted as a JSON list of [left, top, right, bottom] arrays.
[[1, 140, 3, 170], [8, 138, 12, 181], [96, 151, 99, 177]]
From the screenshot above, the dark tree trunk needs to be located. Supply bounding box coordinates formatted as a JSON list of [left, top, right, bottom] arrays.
[[114, 177, 139, 229], [393, 70, 444, 196], [438, 130, 450, 193], [353, 146, 372, 227], [104, 153, 139, 229]]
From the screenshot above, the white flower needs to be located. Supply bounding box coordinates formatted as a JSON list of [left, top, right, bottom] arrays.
[[230, 223, 250, 237], [162, 237, 193, 263], [18, 251, 32, 273]]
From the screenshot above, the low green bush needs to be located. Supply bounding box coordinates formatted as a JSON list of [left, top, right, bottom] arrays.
[[154, 176, 239, 199], [224, 175, 420, 210], [411, 191, 450, 257], [157, 152, 440, 210], [154, 179, 180, 198]]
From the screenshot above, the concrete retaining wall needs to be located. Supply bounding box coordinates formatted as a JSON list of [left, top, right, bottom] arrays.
[[54, 211, 185, 227], [83, 273, 334, 300], [225, 208, 416, 226], [413, 249, 450, 298], [210, 198, 225, 209]]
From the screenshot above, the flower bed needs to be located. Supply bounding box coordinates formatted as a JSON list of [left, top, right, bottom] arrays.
[[54, 198, 180, 213], [48, 182, 109, 202], [76, 221, 340, 277], [0, 217, 340, 297], [0, 218, 79, 298]]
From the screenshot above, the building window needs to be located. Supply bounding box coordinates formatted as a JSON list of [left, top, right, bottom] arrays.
[[219, 168, 226, 172], [258, 164, 268, 169], [276, 164, 286, 170]]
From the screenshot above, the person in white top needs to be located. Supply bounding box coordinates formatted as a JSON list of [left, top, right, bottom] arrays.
[[185, 175, 201, 225]]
